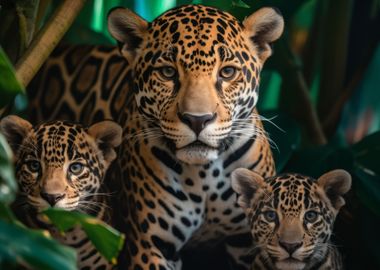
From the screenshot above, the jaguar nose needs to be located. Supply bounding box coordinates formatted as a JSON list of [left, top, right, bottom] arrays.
[[177, 112, 216, 136], [40, 192, 65, 206], [279, 241, 303, 255]]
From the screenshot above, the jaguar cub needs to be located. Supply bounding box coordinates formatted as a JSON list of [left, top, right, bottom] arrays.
[[231, 169, 351, 270], [0, 115, 122, 270]]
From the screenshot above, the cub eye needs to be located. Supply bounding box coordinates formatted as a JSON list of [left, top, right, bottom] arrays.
[[159, 66, 177, 79], [263, 210, 277, 222], [26, 160, 40, 173], [219, 66, 237, 80], [304, 210, 319, 223], [69, 162, 84, 175]]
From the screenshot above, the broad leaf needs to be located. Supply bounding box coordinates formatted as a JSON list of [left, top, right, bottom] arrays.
[[0, 133, 17, 204], [0, 46, 24, 107], [0, 220, 77, 270], [43, 208, 125, 264]]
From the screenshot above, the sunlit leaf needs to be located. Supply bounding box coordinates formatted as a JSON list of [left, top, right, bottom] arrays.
[[44, 208, 124, 264], [354, 166, 380, 217], [0, 133, 17, 204], [232, 0, 250, 8], [352, 131, 380, 175], [0, 220, 77, 270], [0, 46, 25, 107]]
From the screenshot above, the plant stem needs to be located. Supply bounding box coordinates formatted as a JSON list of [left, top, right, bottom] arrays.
[[15, 0, 87, 87]]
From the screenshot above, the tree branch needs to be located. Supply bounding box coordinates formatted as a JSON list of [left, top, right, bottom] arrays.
[[15, 0, 87, 87]]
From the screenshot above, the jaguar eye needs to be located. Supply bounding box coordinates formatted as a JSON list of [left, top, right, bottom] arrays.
[[159, 66, 177, 79], [263, 210, 277, 222], [304, 210, 319, 223], [69, 162, 84, 175], [26, 160, 40, 173], [219, 66, 237, 80]]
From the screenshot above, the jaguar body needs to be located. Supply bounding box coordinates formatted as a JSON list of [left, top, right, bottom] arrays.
[[0, 115, 122, 269], [28, 5, 284, 269], [231, 169, 351, 270]]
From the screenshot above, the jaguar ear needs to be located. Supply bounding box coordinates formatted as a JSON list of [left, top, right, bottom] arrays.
[[317, 169, 352, 211], [88, 120, 122, 167], [231, 168, 265, 211], [0, 115, 32, 155], [243, 7, 284, 63], [107, 7, 148, 63]]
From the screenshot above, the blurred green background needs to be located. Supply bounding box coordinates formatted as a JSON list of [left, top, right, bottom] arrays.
[[0, 0, 379, 269]]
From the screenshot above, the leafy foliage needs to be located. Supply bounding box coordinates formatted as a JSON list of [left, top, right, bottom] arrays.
[[44, 209, 125, 264]]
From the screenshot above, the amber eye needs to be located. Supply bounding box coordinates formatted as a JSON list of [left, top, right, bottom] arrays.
[[26, 160, 40, 173], [263, 210, 277, 222], [159, 66, 177, 79], [219, 66, 237, 80], [69, 162, 84, 175], [304, 210, 319, 223]]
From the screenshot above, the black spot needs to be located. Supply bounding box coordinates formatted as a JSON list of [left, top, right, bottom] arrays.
[[172, 225, 186, 242], [189, 193, 202, 203], [158, 217, 169, 230], [169, 21, 179, 33], [151, 235, 177, 260], [212, 169, 220, 177]]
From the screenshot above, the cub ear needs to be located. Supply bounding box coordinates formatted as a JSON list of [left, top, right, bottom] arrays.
[[88, 120, 122, 166], [0, 115, 33, 155], [243, 7, 284, 63], [231, 168, 265, 211], [107, 7, 148, 62], [317, 169, 352, 210]]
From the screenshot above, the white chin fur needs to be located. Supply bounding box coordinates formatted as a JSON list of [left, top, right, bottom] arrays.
[[176, 146, 219, 165], [275, 260, 306, 270]]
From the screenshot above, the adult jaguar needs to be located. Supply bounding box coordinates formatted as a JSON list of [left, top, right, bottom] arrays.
[[0, 115, 122, 269], [28, 5, 284, 269], [231, 169, 351, 270]]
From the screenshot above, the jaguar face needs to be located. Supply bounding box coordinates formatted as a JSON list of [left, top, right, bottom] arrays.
[[0, 116, 122, 212], [108, 5, 284, 165], [231, 169, 351, 270]]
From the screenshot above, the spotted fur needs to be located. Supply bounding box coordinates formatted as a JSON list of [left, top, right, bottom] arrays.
[[28, 5, 284, 269], [0, 115, 122, 270], [231, 169, 351, 270]]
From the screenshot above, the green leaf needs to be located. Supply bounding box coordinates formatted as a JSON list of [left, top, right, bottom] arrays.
[[0, 220, 77, 270], [0, 46, 25, 107], [0, 133, 17, 204], [352, 131, 380, 175], [232, 0, 250, 8], [43, 208, 124, 264], [0, 203, 17, 223], [354, 166, 380, 217], [261, 110, 301, 172]]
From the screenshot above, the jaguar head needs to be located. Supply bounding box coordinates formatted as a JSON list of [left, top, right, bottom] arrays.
[[108, 5, 283, 165], [231, 169, 351, 270], [0, 115, 122, 212]]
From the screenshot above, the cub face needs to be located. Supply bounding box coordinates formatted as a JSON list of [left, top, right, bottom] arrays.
[[108, 5, 284, 164], [231, 169, 351, 270], [0, 115, 122, 212]]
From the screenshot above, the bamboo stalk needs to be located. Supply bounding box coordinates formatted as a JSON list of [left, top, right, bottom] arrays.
[[15, 0, 87, 87]]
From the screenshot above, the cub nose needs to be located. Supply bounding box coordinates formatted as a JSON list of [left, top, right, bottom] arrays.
[[40, 192, 65, 206], [178, 112, 216, 136], [279, 241, 303, 255]]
